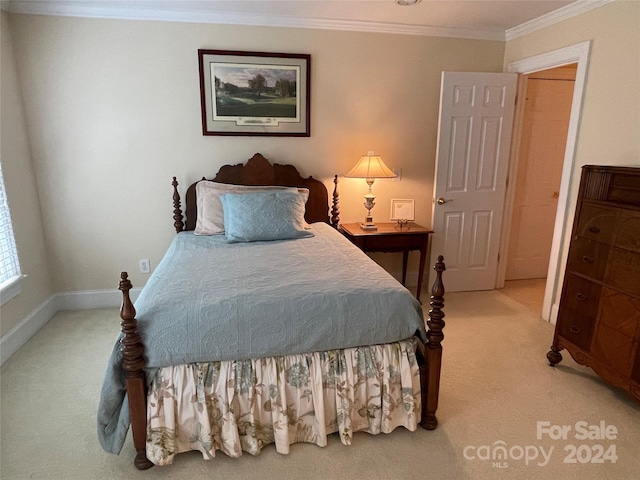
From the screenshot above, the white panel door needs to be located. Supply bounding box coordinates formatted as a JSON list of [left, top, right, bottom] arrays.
[[430, 72, 517, 292]]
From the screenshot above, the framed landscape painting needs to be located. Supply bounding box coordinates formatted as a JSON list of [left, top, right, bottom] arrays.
[[198, 49, 311, 136]]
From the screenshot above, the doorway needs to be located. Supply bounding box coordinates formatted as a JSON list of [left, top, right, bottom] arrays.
[[501, 41, 591, 323], [504, 65, 577, 313]]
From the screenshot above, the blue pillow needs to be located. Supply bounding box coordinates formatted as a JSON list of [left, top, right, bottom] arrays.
[[220, 191, 314, 243]]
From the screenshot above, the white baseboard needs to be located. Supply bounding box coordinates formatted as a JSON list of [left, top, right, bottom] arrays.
[[56, 287, 142, 310], [1, 295, 58, 366], [0, 287, 141, 366]]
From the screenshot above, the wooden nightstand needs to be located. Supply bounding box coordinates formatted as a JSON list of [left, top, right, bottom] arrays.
[[339, 222, 433, 302]]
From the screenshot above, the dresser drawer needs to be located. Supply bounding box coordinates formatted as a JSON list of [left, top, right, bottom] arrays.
[[567, 238, 610, 281], [557, 275, 600, 351], [577, 204, 617, 244], [557, 305, 596, 351], [360, 234, 424, 251], [561, 274, 603, 313]]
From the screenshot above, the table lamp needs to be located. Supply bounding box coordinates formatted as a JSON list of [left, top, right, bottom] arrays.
[[345, 151, 396, 230]]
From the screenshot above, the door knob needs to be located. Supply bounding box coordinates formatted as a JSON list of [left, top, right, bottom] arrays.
[[436, 197, 452, 205], [552, 191, 559, 199]]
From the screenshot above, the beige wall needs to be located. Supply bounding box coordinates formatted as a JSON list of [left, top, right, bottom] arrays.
[[504, 0, 640, 302], [6, 0, 636, 329], [1, 12, 54, 336], [6, 13, 504, 292]]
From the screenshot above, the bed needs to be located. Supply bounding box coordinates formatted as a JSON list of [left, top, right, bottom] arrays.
[[97, 153, 446, 470]]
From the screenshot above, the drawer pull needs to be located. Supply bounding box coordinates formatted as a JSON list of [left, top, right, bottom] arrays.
[[582, 255, 594, 264], [576, 293, 588, 301], [570, 325, 581, 334], [589, 226, 601, 234]]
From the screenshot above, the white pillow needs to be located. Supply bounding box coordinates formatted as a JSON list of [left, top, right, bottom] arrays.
[[194, 181, 309, 235]]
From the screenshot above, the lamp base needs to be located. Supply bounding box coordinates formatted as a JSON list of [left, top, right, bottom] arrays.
[[359, 216, 377, 230]]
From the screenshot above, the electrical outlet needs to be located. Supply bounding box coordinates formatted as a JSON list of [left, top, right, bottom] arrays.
[[139, 259, 151, 274]]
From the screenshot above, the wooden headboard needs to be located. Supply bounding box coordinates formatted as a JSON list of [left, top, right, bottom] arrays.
[[172, 153, 339, 233]]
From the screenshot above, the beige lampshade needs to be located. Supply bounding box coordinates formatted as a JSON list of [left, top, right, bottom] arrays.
[[345, 151, 396, 179]]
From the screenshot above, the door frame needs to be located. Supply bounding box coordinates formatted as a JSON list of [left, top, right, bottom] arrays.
[[498, 41, 591, 323]]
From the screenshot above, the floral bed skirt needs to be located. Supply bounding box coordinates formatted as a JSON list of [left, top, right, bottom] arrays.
[[146, 338, 421, 465]]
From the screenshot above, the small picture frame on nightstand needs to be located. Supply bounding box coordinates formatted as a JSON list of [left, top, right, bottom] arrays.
[[390, 199, 415, 221]]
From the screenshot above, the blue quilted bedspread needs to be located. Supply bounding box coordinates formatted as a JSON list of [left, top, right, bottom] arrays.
[[98, 222, 425, 454]]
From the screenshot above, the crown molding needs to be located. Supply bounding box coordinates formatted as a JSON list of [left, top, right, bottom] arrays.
[[3, 0, 613, 42], [505, 0, 615, 41], [1, 0, 503, 40]]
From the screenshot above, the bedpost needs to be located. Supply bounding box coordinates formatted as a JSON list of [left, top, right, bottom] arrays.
[[420, 255, 446, 430], [331, 175, 340, 227], [172, 177, 184, 233], [119, 272, 154, 470]]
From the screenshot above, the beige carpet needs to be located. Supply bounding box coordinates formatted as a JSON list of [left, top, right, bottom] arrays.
[[2, 289, 639, 480], [501, 278, 547, 316]]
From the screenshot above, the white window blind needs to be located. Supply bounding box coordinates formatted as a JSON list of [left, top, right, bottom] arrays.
[[0, 163, 21, 286]]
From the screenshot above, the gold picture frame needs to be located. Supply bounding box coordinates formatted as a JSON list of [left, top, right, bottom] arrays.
[[390, 199, 415, 221]]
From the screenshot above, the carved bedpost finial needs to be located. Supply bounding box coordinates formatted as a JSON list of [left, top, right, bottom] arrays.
[[119, 272, 135, 327], [331, 175, 340, 228], [118, 272, 145, 378], [427, 256, 446, 349], [172, 177, 184, 233]]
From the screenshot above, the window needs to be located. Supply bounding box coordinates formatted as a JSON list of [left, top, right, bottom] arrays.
[[0, 162, 23, 305]]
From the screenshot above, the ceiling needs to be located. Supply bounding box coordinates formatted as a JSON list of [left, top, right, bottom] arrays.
[[2, 0, 611, 40]]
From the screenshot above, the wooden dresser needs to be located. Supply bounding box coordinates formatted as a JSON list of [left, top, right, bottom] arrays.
[[547, 165, 640, 402]]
